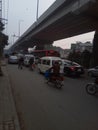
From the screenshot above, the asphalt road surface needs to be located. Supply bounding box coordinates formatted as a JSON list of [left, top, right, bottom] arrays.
[[7, 64, 98, 130]]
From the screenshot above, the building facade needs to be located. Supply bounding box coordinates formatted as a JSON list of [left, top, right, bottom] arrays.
[[71, 41, 93, 52]]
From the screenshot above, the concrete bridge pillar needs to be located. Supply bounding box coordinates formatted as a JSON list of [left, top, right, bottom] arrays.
[[92, 31, 98, 67]]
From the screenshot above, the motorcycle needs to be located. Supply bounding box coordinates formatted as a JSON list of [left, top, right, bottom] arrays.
[[46, 76, 64, 88], [45, 70, 64, 88], [85, 78, 98, 95]]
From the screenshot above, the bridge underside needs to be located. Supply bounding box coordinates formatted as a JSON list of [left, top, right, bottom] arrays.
[[32, 2, 98, 41], [10, 0, 98, 67], [13, 0, 98, 52], [14, 39, 53, 52]]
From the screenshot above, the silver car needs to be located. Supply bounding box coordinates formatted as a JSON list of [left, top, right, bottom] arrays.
[[88, 66, 98, 77], [8, 55, 18, 64]]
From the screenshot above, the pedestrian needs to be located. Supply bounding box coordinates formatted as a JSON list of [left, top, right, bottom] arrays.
[[29, 57, 34, 70], [18, 56, 24, 69]]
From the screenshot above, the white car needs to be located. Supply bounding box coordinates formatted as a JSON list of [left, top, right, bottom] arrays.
[[8, 55, 18, 64]]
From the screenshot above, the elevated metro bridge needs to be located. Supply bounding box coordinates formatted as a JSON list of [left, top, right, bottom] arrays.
[[10, 0, 98, 65]]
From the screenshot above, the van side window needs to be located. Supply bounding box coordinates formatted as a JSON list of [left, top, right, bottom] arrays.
[[52, 60, 55, 65], [42, 60, 47, 64], [59, 61, 62, 65], [46, 60, 50, 65], [52, 60, 62, 65]]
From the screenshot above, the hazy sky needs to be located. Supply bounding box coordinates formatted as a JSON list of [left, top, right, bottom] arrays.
[[3, 0, 55, 43], [3, 0, 95, 49], [53, 31, 95, 49]]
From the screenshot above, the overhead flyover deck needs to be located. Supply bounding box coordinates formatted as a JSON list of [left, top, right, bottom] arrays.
[[10, 0, 98, 51]]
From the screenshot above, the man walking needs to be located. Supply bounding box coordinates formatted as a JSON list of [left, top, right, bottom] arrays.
[[18, 56, 24, 69]]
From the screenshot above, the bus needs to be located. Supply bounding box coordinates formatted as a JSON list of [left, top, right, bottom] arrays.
[[32, 50, 60, 58]]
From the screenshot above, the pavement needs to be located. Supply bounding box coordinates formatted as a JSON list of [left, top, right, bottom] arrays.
[[0, 60, 20, 130]]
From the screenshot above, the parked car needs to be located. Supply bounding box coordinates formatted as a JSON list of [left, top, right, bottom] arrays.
[[88, 66, 98, 77], [62, 60, 84, 76], [23, 54, 35, 66], [8, 55, 18, 64]]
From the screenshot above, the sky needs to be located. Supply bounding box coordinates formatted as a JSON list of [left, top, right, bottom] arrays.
[[3, 0, 95, 49], [53, 31, 95, 49]]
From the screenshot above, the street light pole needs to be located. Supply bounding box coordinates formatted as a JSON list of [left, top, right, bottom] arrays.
[[12, 34, 19, 45], [18, 20, 23, 37], [12, 35, 14, 45], [36, 0, 39, 21]]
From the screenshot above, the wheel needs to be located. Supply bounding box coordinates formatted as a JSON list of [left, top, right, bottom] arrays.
[[88, 72, 93, 77], [85, 83, 96, 95], [55, 80, 63, 89], [64, 70, 69, 76]]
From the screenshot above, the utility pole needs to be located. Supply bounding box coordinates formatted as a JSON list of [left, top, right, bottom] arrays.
[[36, 0, 39, 21], [18, 20, 23, 37], [0, 0, 2, 21], [12, 34, 19, 45]]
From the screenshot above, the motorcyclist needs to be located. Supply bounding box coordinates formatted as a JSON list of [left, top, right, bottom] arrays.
[[49, 61, 60, 80], [18, 56, 24, 69]]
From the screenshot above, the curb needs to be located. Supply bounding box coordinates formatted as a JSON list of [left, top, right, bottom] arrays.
[[1, 66, 21, 130]]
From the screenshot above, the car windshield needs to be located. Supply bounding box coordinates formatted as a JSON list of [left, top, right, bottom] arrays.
[[10, 56, 17, 58], [70, 62, 80, 66], [63, 60, 80, 66], [25, 55, 34, 58]]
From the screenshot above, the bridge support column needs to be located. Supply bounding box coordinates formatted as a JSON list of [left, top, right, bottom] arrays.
[[92, 31, 98, 67]]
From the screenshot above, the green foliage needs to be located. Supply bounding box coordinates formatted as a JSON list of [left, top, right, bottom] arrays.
[[0, 21, 4, 32], [0, 20, 8, 46], [92, 32, 98, 66], [81, 50, 91, 68], [0, 21, 8, 57], [67, 50, 91, 68], [67, 50, 81, 64], [0, 33, 8, 47]]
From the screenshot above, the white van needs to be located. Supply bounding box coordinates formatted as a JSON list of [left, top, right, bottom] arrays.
[[38, 56, 64, 74], [24, 54, 35, 66]]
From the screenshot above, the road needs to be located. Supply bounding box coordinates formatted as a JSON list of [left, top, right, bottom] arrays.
[[7, 64, 98, 130]]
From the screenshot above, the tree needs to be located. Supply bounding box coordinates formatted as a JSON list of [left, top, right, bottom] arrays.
[[92, 31, 98, 67], [0, 21, 4, 32], [67, 50, 81, 64], [81, 50, 91, 68], [0, 21, 8, 76]]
